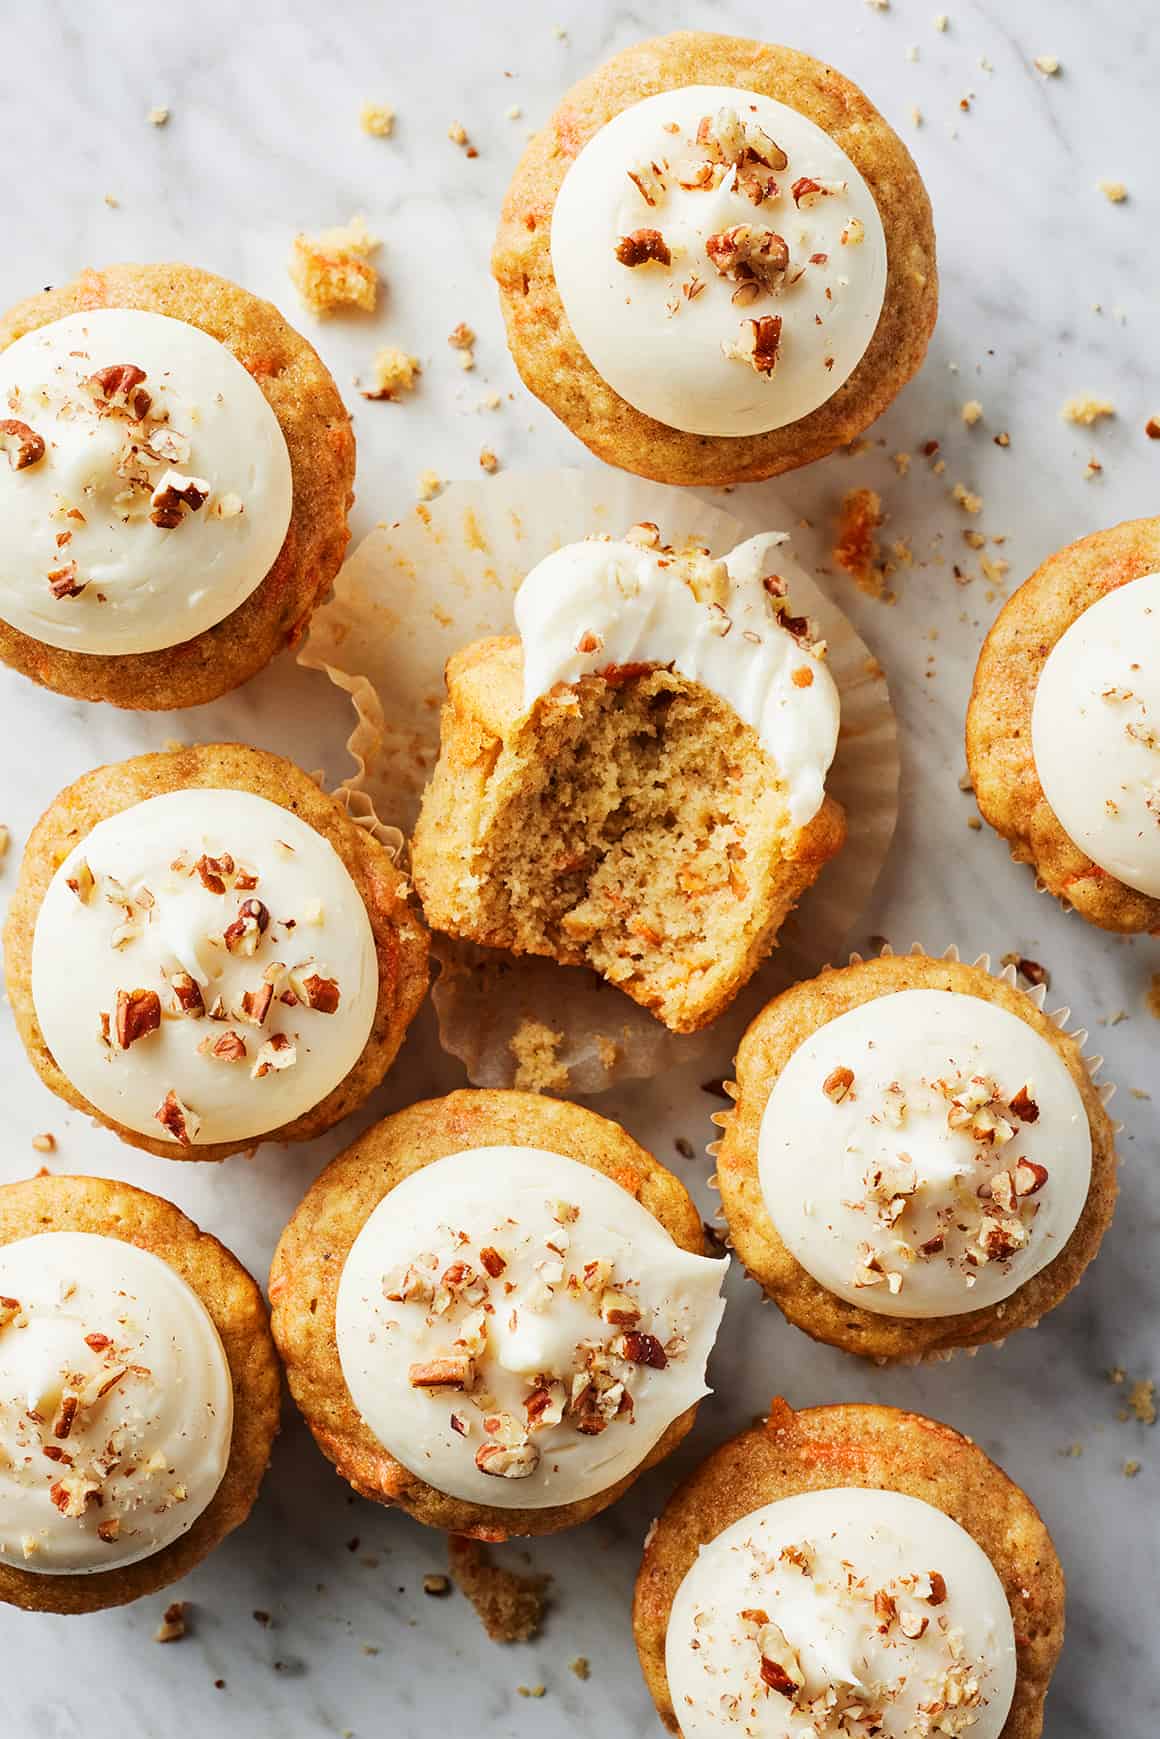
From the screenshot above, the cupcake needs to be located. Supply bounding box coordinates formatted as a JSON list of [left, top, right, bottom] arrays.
[[967, 517, 1160, 933], [493, 32, 936, 486], [634, 1399, 1064, 1738], [270, 1090, 727, 1537], [0, 1172, 280, 1614], [0, 263, 354, 709], [411, 524, 845, 1033], [3, 745, 428, 1161], [715, 951, 1117, 1361]]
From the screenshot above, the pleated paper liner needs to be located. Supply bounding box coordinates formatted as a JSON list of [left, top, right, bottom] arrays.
[[299, 466, 899, 1091], [704, 941, 1121, 1366]]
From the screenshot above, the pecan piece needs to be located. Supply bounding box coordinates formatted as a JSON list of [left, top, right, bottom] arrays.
[[251, 1031, 297, 1078], [474, 1441, 540, 1478], [0, 418, 45, 470], [198, 1029, 247, 1063], [150, 470, 210, 528], [297, 971, 340, 1014], [155, 1090, 201, 1146], [722, 314, 782, 376], [222, 897, 270, 956], [114, 987, 161, 1049], [1013, 1158, 1049, 1197], [705, 225, 789, 292], [47, 561, 84, 600], [87, 363, 152, 420], [822, 1065, 855, 1103], [1009, 1084, 1040, 1124], [479, 1246, 506, 1277], [408, 1354, 476, 1391], [170, 972, 205, 1017], [193, 853, 234, 894], [620, 1330, 668, 1369], [614, 228, 671, 268], [791, 175, 844, 208], [627, 160, 667, 206], [757, 1621, 805, 1698]]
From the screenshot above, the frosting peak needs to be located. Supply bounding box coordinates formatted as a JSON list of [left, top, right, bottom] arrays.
[[551, 86, 887, 437], [514, 528, 840, 829]]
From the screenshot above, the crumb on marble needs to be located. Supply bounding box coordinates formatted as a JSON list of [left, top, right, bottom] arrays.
[[448, 322, 477, 370], [1098, 179, 1128, 203], [1124, 1460, 1142, 1478], [417, 470, 444, 502], [1125, 1379, 1157, 1426], [1084, 456, 1103, 480], [1062, 395, 1115, 426], [360, 347, 421, 401], [1000, 953, 1049, 989], [448, 1537, 549, 1644], [518, 1685, 547, 1699], [479, 447, 500, 474], [833, 488, 887, 598], [960, 399, 983, 426], [448, 121, 478, 158], [154, 1601, 188, 1643], [289, 215, 380, 316], [30, 1133, 55, 1154], [423, 1574, 452, 1597], [508, 1018, 568, 1093], [951, 482, 982, 514], [570, 1656, 591, 1680], [147, 105, 170, 127], [994, 430, 1011, 447], [934, 12, 949, 30], [1033, 55, 1061, 75], [360, 102, 396, 138], [0, 823, 9, 862]]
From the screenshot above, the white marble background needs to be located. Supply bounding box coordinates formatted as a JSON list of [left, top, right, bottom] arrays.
[[0, 0, 1157, 1733]]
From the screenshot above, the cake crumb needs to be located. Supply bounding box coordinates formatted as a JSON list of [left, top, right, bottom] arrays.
[[934, 12, 948, 30], [1124, 1460, 1142, 1478], [966, 816, 982, 831], [147, 105, 170, 127], [360, 347, 420, 402], [289, 215, 380, 316], [423, 1573, 451, 1597], [518, 1685, 547, 1699], [1146, 417, 1160, 439], [506, 104, 523, 121], [961, 399, 983, 426], [448, 322, 477, 370], [0, 824, 9, 862], [479, 447, 500, 474], [1084, 456, 1103, 480], [994, 431, 1011, 447], [154, 1601, 188, 1643], [1098, 179, 1128, 203], [448, 1537, 549, 1643], [104, 193, 119, 209], [360, 102, 396, 138], [951, 482, 982, 514], [417, 470, 444, 503], [448, 121, 478, 158], [833, 488, 885, 597], [1128, 1379, 1157, 1426], [1033, 54, 1061, 75], [508, 1018, 569, 1093], [30, 1133, 55, 1155], [570, 1656, 590, 1680], [1062, 396, 1115, 426], [891, 452, 911, 476]]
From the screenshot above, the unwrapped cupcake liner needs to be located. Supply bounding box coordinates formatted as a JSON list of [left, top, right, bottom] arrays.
[[705, 940, 1120, 1366], [299, 467, 899, 1091]]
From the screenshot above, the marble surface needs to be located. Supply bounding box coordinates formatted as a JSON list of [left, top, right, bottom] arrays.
[[1, 0, 1157, 1734]]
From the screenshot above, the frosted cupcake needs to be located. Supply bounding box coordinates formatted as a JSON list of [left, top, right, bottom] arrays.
[[411, 524, 846, 1033], [3, 745, 428, 1161], [0, 1173, 280, 1614], [494, 32, 936, 485], [634, 1399, 1065, 1738], [270, 1090, 727, 1536], [716, 952, 1117, 1361], [0, 263, 354, 708], [967, 517, 1160, 932]]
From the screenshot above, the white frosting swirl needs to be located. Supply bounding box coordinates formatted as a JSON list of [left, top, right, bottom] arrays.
[[665, 1487, 1017, 1739], [1031, 572, 1160, 897], [0, 309, 293, 654], [757, 989, 1091, 1317], [0, 1231, 232, 1574], [336, 1145, 727, 1509], [550, 86, 887, 437], [31, 788, 378, 1146], [515, 532, 840, 829]]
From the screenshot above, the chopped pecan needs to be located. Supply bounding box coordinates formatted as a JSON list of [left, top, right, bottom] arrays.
[[791, 176, 844, 208], [822, 1065, 855, 1103], [251, 1031, 297, 1078], [620, 1330, 667, 1369], [756, 1621, 804, 1698], [1013, 1158, 1049, 1197], [297, 971, 340, 1014], [170, 972, 205, 1017], [193, 853, 234, 894], [114, 987, 161, 1049], [87, 363, 152, 420], [198, 1029, 247, 1063], [599, 1288, 641, 1326], [238, 982, 275, 1026], [1009, 1084, 1040, 1124], [627, 160, 667, 205], [614, 228, 671, 268], [155, 1089, 201, 1145], [475, 1440, 539, 1478], [0, 418, 45, 470], [479, 1246, 506, 1278], [150, 470, 210, 528], [408, 1354, 475, 1390], [223, 897, 270, 956], [705, 225, 789, 292], [66, 859, 96, 903], [722, 314, 782, 376], [47, 562, 84, 600]]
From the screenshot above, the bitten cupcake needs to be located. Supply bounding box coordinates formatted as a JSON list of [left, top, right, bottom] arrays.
[[715, 951, 1117, 1362], [411, 524, 845, 1034], [0, 262, 354, 708], [270, 1090, 727, 1537], [0, 1173, 280, 1614], [967, 517, 1160, 933], [493, 32, 936, 486], [633, 1399, 1065, 1738], [3, 745, 428, 1161]]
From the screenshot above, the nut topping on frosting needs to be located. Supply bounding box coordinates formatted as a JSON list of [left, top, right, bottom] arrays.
[[665, 1488, 1017, 1739], [0, 308, 293, 655], [336, 1146, 727, 1510], [551, 85, 887, 437], [0, 1231, 232, 1574], [31, 788, 379, 1146], [758, 988, 1093, 1319], [513, 529, 840, 831]]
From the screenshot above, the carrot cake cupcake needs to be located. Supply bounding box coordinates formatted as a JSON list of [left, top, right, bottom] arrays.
[[411, 524, 845, 1033], [634, 1399, 1064, 1738], [716, 952, 1117, 1362], [3, 744, 428, 1162], [493, 32, 936, 486], [0, 1172, 280, 1614], [0, 262, 354, 709], [967, 517, 1160, 933], [270, 1090, 727, 1537]]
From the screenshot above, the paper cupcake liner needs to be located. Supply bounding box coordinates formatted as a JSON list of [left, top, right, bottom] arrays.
[[706, 941, 1120, 1366], [299, 467, 899, 1091]]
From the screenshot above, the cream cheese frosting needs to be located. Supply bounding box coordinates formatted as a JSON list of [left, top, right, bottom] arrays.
[[757, 989, 1091, 1317], [31, 788, 378, 1146], [0, 1231, 232, 1574], [0, 308, 293, 655], [665, 1486, 1017, 1738], [550, 86, 887, 437], [1031, 572, 1160, 897], [514, 528, 840, 829], [335, 1145, 727, 1509]]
